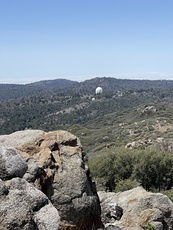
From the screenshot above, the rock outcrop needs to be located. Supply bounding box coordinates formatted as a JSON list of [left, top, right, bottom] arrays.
[[98, 187, 173, 229], [0, 146, 28, 180], [141, 106, 157, 114], [125, 139, 152, 149], [0, 129, 103, 229], [3, 129, 173, 229], [0, 177, 60, 230]]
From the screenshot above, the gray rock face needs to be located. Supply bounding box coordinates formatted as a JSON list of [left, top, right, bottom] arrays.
[[0, 179, 8, 196], [0, 129, 44, 148], [0, 177, 60, 230], [51, 145, 101, 227], [105, 226, 121, 230], [98, 187, 173, 229], [23, 158, 40, 183], [0, 147, 28, 180], [0, 129, 103, 230], [141, 105, 156, 114]]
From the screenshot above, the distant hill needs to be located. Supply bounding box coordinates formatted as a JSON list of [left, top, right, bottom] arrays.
[[1, 76, 173, 149], [69, 77, 173, 95], [0, 79, 77, 101], [29, 78, 77, 89], [1, 77, 173, 101]]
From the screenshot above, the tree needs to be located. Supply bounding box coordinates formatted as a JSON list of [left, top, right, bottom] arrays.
[[133, 151, 173, 191]]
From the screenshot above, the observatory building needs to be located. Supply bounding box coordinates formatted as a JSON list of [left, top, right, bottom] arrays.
[[95, 87, 103, 94]]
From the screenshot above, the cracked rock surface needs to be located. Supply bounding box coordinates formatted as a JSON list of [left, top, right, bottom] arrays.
[[0, 130, 103, 230], [98, 187, 173, 230], [0, 177, 60, 230]]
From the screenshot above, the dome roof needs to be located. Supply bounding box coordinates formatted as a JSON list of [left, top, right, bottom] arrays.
[[95, 87, 103, 94]]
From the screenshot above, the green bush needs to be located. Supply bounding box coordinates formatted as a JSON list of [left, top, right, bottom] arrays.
[[89, 149, 173, 192], [145, 223, 156, 230], [89, 154, 116, 191], [163, 188, 173, 202], [89, 150, 134, 191], [114, 179, 139, 193], [133, 151, 173, 191]]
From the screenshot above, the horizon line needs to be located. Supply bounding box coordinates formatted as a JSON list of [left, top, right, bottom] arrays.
[[0, 72, 173, 85]]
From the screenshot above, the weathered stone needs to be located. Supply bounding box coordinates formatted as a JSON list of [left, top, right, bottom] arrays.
[[138, 208, 163, 229], [40, 130, 80, 149], [98, 187, 173, 229], [105, 225, 122, 230], [0, 179, 9, 195], [49, 140, 103, 229], [33, 147, 54, 168], [141, 106, 156, 114], [0, 129, 103, 229], [0, 147, 28, 180], [34, 203, 60, 230], [125, 139, 152, 149], [98, 191, 123, 224], [0, 129, 45, 148], [23, 158, 40, 183], [0, 177, 60, 230]]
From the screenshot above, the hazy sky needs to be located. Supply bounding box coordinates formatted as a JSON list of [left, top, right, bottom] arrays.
[[0, 0, 173, 83]]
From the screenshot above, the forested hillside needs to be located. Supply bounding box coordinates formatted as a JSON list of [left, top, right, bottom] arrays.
[[0, 79, 77, 100], [2, 77, 173, 195], [1, 77, 173, 139]]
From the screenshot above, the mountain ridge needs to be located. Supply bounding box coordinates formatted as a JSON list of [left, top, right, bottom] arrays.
[[0, 78, 77, 101], [1, 76, 173, 101]]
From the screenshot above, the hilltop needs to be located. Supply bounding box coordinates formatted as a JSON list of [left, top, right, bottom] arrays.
[[1, 77, 173, 100], [0, 79, 77, 101]]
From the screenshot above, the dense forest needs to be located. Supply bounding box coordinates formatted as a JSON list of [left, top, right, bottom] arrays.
[[2, 77, 173, 198]]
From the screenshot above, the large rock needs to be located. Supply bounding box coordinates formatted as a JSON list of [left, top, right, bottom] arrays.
[[0, 130, 103, 229], [0, 129, 44, 148], [98, 187, 173, 229], [0, 177, 60, 230], [0, 147, 28, 180]]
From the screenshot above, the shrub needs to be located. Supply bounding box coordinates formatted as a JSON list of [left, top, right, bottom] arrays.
[[114, 178, 139, 192], [163, 188, 173, 202], [133, 151, 173, 191], [145, 223, 156, 230], [89, 150, 134, 191], [89, 154, 116, 191], [89, 149, 173, 192]]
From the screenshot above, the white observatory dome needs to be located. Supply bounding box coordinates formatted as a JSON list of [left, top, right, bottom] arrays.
[[95, 87, 103, 94]]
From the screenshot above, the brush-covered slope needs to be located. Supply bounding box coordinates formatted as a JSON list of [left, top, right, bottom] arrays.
[[1, 76, 173, 157]]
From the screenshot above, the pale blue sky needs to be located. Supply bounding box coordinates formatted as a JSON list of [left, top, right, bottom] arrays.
[[0, 0, 173, 83]]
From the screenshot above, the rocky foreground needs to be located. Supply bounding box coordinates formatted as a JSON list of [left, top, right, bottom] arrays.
[[0, 130, 173, 229]]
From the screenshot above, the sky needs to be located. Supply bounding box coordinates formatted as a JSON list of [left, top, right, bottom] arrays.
[[0, 0, 173, 84]]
